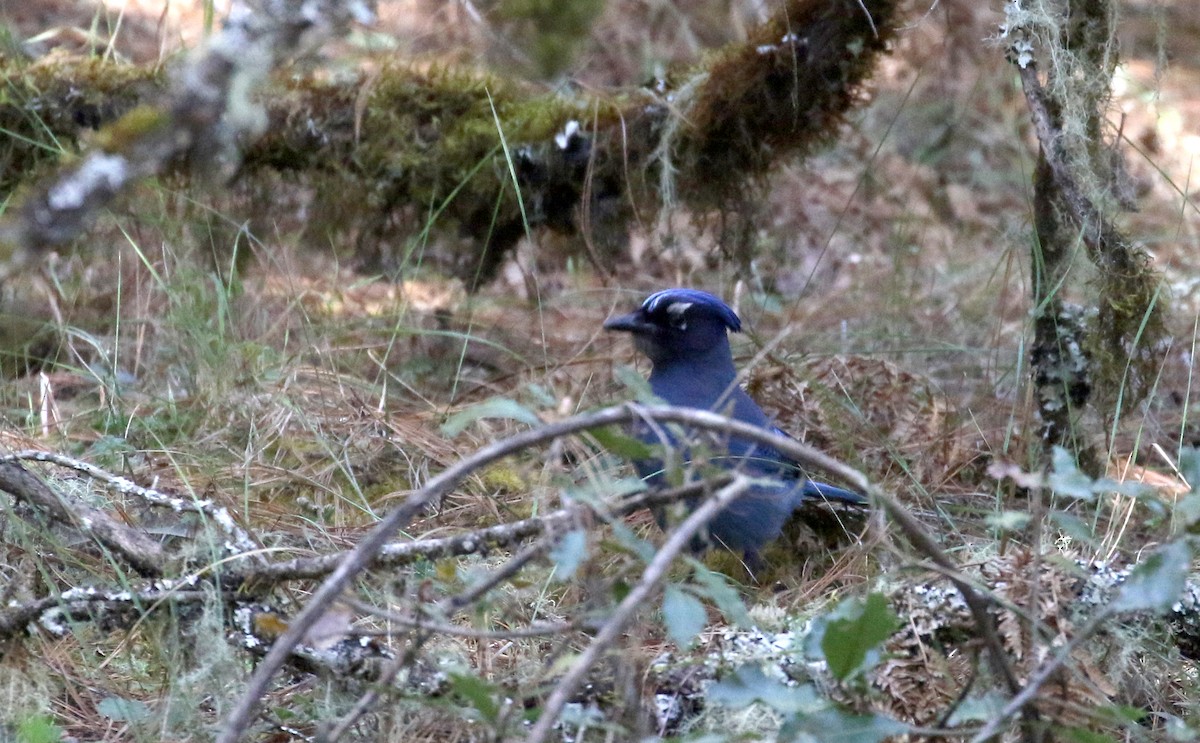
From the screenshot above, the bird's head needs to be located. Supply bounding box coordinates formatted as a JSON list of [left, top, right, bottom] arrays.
[[603, 288, 742, 366]]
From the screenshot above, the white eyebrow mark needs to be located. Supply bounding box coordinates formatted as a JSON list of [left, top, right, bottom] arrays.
[[666, 302, 691, 329]]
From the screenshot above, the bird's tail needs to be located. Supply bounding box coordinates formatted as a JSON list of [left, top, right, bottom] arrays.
[[797, 480, 866, 505]]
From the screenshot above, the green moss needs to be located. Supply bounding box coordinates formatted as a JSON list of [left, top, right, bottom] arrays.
[[94, 105, 170, 152], [703, 550, 755, 582], [496, 0, 606, 77], [0, 56, 163, 196], [1087, 257, 1167, 418], [243, 0, 898, 284], [479, 464, 527, 494], [2, 0, 899, 286], [265, 62, 626, 281], [674, 0, 895, 212]]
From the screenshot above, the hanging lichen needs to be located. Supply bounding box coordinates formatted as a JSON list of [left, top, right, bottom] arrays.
[[1003, 0, 1168, 461]]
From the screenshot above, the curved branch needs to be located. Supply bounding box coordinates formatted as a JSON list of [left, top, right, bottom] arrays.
[[239, 474, 730, 581], [217, 401, 1012, 740]]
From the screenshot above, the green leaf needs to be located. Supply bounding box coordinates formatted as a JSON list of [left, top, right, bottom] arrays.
[[614, 365, 658, 403], [818, 593, 899, 681], [1059, 728, 1118, 743], [662, 584, 707, 647], [1102, 479, 1156, 499], [1112, 704, 1148, 723], [1164, 714, 1198, 740], [86, 434, 136, 460], [441, 398, 541, 436], [708, 666, 819, 714], [16, 715, 63, 743], [590, 425, 655, 460], [1047, 511, 1098, 545], [781, 707, 909, 743], [448, 672, 500, 723], [748, 292, 784, 313], [1180, 448, 1200, 494], [1178, 491, 1200, 531], [564, 478, 644, 508], [611, 579, 631, 604], [524, 383, 557, 407], [1110, 540, 1191, 614], [1048, 447, 1097, 501], [1177, 448, 1200, 528], [549, 529, 587, 581], [689, 560, 752, 628], [605, 520, 656, 563], [986, 510, 1031, 532], [946, 691, 1007, 725], [97, 696, 150, 723]]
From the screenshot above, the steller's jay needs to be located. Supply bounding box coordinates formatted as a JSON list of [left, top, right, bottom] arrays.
[[604, 288, 864, 566]]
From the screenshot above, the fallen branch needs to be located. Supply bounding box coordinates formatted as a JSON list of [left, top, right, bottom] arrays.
[[240, 475, 734, 581], [345, 595, 585, 640], [322, 536, 566, 740], [0, 583, 218, 638], [0, 459, 164, 577], [0, 0, 898, 288], [0, 0, 374, 277], [1, 449, 261, 561], [4, 401, 991, 740]]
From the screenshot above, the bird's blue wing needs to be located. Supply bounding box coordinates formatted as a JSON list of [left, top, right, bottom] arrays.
[[795, 479, 866, 505], [724, 391, 866, 504]]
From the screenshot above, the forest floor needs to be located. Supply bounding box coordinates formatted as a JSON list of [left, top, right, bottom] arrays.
[[3, 1, 1200, 741]]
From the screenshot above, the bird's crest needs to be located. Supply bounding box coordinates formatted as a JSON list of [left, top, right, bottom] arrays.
[[642, 289, 742, 332]]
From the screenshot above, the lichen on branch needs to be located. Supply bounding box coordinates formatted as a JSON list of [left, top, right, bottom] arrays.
[[1004, 0, 1167, 457]]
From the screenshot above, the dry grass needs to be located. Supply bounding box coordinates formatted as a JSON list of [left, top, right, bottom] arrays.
[[3, 0, 1200, 740]]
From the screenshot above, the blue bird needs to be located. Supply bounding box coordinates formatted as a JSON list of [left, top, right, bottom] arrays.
[[604, 288, 864, 566]]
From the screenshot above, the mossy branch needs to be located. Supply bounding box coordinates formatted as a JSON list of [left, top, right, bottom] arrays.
[[0, 0, 375, 277], [1, 0, 898, 287]]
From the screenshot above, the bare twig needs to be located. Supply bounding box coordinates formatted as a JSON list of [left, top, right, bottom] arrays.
[[218, 402, 865, 741], [217, 402, 998, 741], [0, 460, 164, 577], [877, 495, 1021, 695], [525, 475, 752, 743], [0, 585, 220, 639], [242, 474, 730, 582], [448, 537, 558, 612], [269, 480, 743, 739], [319, 633, 429, 741], [345, 596, 584, 640], [321, 537, 565, 741]]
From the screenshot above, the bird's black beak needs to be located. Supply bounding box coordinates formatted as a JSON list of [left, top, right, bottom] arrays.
[[603, 312, 652, 335]]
